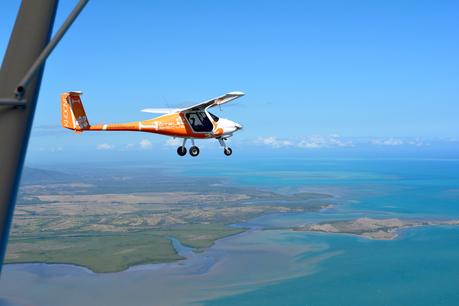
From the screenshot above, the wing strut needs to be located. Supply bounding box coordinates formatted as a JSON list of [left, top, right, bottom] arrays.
[[0, 0, 89, 274]]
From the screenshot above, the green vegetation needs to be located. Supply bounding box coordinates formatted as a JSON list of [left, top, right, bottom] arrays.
[[6, 167, 331, 273], [8, 232, 181, 273], [169, 223, 245, 250], [7, 224, 244, 273]]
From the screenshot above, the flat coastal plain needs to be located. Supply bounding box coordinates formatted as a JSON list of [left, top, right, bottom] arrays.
[[6, 167, 331, 273]]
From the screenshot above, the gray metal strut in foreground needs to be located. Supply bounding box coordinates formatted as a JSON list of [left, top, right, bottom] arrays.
[[0, 0, 58, 274]]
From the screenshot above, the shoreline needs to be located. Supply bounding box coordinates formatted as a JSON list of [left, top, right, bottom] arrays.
[[4, 226, 254, 274], [6, 199, 332, 273], [5, 220, 459, 274]]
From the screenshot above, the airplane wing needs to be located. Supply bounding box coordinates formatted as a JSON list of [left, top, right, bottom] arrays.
[[141, 108, 181, 114], [181, 91, 245, 112]]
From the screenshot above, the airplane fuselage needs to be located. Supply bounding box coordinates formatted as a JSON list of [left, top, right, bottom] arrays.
[[87, 111, 242, 139]]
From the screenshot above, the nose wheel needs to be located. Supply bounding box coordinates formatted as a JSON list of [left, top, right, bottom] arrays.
[[218, 138, 233, 157], [224, 147, 232, 156]]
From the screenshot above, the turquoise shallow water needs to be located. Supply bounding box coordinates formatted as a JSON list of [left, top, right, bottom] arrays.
[[190, 159, 459, 305], [205, 226, 459, 306], [1, 159, 459, 306], [183, 159, 459, 218]]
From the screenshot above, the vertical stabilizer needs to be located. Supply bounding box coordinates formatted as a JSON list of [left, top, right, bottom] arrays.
[[61, 91, 90, 131]]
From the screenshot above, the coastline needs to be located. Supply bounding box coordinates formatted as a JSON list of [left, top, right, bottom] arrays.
[[4, 226, 252, 274], [6, 196, 332, 273], [7, 219, 459, 274]]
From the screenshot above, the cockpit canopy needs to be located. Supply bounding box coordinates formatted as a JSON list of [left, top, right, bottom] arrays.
[[209, 112, 219, 122], [185, 111, 219, 132]]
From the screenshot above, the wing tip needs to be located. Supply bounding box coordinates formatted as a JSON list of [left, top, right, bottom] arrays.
[[228, 91, 245, 96]]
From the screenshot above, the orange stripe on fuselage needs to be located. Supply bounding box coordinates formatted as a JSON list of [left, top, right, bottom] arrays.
[[89, 113, 215, 139]]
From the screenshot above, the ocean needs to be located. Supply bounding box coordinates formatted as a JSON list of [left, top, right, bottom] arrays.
[[1, 159, 459, 306]]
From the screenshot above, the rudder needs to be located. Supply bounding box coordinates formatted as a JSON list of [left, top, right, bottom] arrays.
[[61, 91, 90, 131]]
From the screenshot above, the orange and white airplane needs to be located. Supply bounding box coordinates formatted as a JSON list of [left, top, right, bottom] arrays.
[[60, 91, 244, 156]]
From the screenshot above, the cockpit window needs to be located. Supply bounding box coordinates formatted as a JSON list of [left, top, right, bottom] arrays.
[[209, 112, 219, 122], [185, 111, 213, 132]]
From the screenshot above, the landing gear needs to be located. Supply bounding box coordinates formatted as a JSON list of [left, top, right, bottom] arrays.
[[177, 138, 188, 157], [218, 138, 233, 157], [177, 146, 187, 156], [176, 138, 233, 157], [224, 147, 232, 156], [189, 146, 200, 157], [177, 138, 200, 157], [189, 139, 199, 157]]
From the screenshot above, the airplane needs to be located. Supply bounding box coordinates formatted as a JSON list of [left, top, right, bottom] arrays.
[[60, 91, 244, 156]]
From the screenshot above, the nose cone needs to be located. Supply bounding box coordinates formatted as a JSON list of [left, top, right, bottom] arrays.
[[218, 119, 243, 135]]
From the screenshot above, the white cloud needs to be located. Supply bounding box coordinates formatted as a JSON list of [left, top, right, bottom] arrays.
[[406, 139, 428, 147], [370, 138, 431, 147], [258, 136, 294, 148], [37, 147, 64, 152], [371, 138, 404, 146], [258, 136, 437, 148], [258, 135, 352, 149], [297, 139, 322, 148], [97, 143, 114, 150], [298, 135, 352, 149], [139, 139, 153, 149]]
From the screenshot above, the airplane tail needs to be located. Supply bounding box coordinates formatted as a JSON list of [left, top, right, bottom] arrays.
[[61, 91, 90, 131]]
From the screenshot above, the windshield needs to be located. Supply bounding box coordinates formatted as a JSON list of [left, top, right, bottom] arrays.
[[209, 111, 219, 122], [185, 111, 213, 132]]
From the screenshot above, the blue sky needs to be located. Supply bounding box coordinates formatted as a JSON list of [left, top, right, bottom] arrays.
[[1, 0, 458, 163]]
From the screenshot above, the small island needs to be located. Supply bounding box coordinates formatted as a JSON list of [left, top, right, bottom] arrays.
[[295, 217, 459, 240]]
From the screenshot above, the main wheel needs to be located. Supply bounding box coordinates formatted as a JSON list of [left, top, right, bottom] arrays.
[[224, 147, 232, 156], [177, 146, 187, 156], [189, 146, 200, 157]]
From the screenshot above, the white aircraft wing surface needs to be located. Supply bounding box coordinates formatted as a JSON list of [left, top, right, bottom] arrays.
[[141, 108, 181, 114], [180, 91, 245, 112]]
